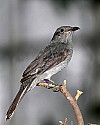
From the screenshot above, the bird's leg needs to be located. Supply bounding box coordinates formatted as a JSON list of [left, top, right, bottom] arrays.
[[44, 78, 58, 85], [44, 79, 58, 87], [37, 79, 59, 92], [44, 79, 59, 92]]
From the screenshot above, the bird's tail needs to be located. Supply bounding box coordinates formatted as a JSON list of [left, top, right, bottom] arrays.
[[6, 79, 36, 120]]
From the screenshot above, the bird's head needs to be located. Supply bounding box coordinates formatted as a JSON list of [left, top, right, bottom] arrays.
[[51, 26, 80, 43]]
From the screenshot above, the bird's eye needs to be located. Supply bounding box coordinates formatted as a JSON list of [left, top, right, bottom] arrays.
[[60, 29, 64, 32]]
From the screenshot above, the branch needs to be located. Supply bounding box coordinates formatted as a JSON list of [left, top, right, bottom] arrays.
[[59, 80, 84, 125], [37, 80, 84, 125], [59, 118, 68, 125], [75, 90, 83, 101], [37, 80, 98, 125]]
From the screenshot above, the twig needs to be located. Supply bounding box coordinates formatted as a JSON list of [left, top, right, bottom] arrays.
[[37, 80, 84, 125], [59, 118, 68, 125], [75, 90, 83, 101], [37, 80, 97, 125], [59, 80, 84, 125], [38, 80, 84, 125]]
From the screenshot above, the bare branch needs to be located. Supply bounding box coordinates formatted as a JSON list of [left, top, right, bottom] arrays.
[[75, 90, 83, 101], [59, 80, 84, 125], [59, 118, 68, 125], [37, 80, 98, 125]]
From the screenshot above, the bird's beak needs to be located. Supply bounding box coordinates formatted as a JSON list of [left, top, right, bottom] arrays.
[[64, 27, 80, 35], [72, 27, 80, 31]]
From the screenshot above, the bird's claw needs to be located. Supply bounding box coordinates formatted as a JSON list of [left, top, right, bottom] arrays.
[[44, 79, 59, 92], [38, 79, 60, 92], [44, 79, 58, 86]]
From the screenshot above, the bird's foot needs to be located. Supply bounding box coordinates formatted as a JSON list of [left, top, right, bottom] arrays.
[[37, 79, 60, 92], [44, 79, 59, 92], [44, 79, 58, 87], [52, 86, 59, 92]]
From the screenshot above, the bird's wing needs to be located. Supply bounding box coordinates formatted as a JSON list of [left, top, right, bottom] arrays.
[[21, 42, 69, 83]]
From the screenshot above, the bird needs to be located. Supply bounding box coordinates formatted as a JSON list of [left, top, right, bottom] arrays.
[[6, 26, 80, 120]]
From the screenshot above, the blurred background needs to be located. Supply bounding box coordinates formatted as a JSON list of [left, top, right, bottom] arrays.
[[0, 0, 100, 125]]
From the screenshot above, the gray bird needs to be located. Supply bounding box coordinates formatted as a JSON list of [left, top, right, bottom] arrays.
[[6, 26, 79, 120]]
